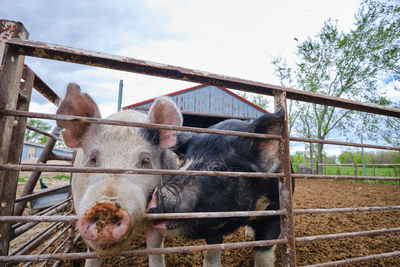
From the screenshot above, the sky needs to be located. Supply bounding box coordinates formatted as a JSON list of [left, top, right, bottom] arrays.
[[2, 0, 398, 156]]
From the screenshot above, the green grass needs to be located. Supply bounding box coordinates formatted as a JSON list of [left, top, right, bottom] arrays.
[[292, 164, 399, 185], [52, 174, 70, 180]]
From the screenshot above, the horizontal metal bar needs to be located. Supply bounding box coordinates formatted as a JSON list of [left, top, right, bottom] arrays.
[[290, 136, 400, 151], [11, 222, 63, 256], [1, 215, 78, 223], [144, 209, 286, 220], [11, 201, 70, 239], [25, 125, 62, 141], [292, 174, 400, 181], [0, 164, 285, 178], [4, 110, 398, 152], [304, 251, 400, 267], [7, 38, 400, 118], [3, 205, 398, 224], [1, 110, 282, 140], [295, 205, 400, 215], [296, 227, 400, 243], [0, 238, 287, 263], [15, 184, 71, 203]]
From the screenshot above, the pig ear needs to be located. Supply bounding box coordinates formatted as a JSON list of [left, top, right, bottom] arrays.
[[246, 108, 285, 159], [147, 97, 183, 149], [56, 83, 101, 148], [172, 132, 194, 158]]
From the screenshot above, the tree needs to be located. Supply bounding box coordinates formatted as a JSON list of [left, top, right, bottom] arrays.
[[237, 91, 269, 110], [338, 151, 355, 164], [272, 0, 400, 173], [24, 119, 52, 144]]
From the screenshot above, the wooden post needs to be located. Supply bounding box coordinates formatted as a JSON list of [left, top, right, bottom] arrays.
[[0, 20, 29, 264]]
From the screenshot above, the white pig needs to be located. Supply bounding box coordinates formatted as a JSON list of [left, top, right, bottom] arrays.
[[56, 83, 182, 267]]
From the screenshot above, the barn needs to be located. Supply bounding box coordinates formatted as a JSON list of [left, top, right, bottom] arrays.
[[123, 85, 268, 127]]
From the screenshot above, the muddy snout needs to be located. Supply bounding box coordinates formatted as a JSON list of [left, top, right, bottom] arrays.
[[77, 202, 131, 247]]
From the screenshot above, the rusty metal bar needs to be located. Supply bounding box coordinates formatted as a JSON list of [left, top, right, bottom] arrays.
[[1, 110, 283, 140], [14, 126, 64, 216], [10, 222, 63, 256], [48, 152, 73, 161], [0, 238, 287, 263], [12, 198, 70, 230], [11, 201, 69, 239], [0, 21, 29, 266], [25, 125, 62, 141], [22, 65, 61, 105], [0, 164, 285, 178], [303, 251, 400, 267], [51, 234, 81, 267], [290, 136, 400, 151], [292, 173, 400, 181], [296, 227, 400, 243], [4, 110, 399, 151], [39, 230, 71, 267], [6, 38, 400, 118], [3, 204, 398, 223], [15, 184, 71, 203], [29, 224, 71, 260], [275, 91, 296, 266], [294, 205, 400, 215]]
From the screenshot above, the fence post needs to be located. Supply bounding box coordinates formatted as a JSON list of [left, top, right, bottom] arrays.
[[0, 20, 29, 265], [274, 91, 296, 267]]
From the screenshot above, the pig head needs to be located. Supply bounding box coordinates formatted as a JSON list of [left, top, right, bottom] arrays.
[[56, 83, 182, 259]]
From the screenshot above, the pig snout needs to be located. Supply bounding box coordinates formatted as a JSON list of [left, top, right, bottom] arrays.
[[77, 202, 131, 247]]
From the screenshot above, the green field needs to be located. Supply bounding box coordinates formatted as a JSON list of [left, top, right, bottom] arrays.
[[292, 164, 399, 185]]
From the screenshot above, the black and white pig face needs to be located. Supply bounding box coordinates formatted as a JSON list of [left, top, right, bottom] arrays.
[[56, 83, 182, 252]]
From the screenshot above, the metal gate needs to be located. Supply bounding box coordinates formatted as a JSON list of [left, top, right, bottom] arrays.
[[1, 20, 400, 266]]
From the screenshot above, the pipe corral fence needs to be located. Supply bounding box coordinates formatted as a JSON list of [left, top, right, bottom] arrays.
[[1, 20, 400, 267]]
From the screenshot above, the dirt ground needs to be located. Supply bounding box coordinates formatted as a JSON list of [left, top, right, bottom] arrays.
[[13, 179, 400, 266]]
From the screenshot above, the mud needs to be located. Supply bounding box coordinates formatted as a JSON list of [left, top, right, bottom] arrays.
[[17, 179, 400, 266]]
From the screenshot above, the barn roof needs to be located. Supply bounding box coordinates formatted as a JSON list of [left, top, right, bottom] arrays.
[[123, 85, 268, 127]]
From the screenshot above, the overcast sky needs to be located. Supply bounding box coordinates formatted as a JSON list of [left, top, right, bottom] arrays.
[[3, 0, 397, 155]]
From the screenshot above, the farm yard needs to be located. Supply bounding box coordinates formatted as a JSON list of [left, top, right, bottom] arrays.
[[1, 1, 400, 265], [43, 178, 397, 267]]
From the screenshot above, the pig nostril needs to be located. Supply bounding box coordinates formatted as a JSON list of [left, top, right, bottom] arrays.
[[112, 215, 120, 224]]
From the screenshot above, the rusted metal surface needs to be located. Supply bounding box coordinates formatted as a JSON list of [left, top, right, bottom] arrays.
[[5, 38, 400, 118], [0, 20, 28, 64], [22, 65, 61, 105], [275, 91, 297, 266], [0, 22, 28, 265], [1, 110, 283, 140], [290, 136, 400, 151], [4, 204, 398, 224], [304, 251, 400, 267], [15, 184, 71, 203], [11, 222, 64, 256], [295, 205, 400, 215], [23, 226, 71, 267], [0, 238, 288, 263], [11, 201, 69, 239], [14, 126, 64, 215], [4, 109, 399, 151], [296, 227, 400, 243], [0, 164, 285, 178], [292, 173, 400, 181], [12, 198, 70, 231]]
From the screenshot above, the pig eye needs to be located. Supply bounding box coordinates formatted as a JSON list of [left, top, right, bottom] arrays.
[[86, 151, 100, 167], [140, 157, 152, 169], [138, 152, 152, 169]]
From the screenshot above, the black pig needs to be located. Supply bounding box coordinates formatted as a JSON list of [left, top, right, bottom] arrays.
[[147, 108, 293, 267]]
